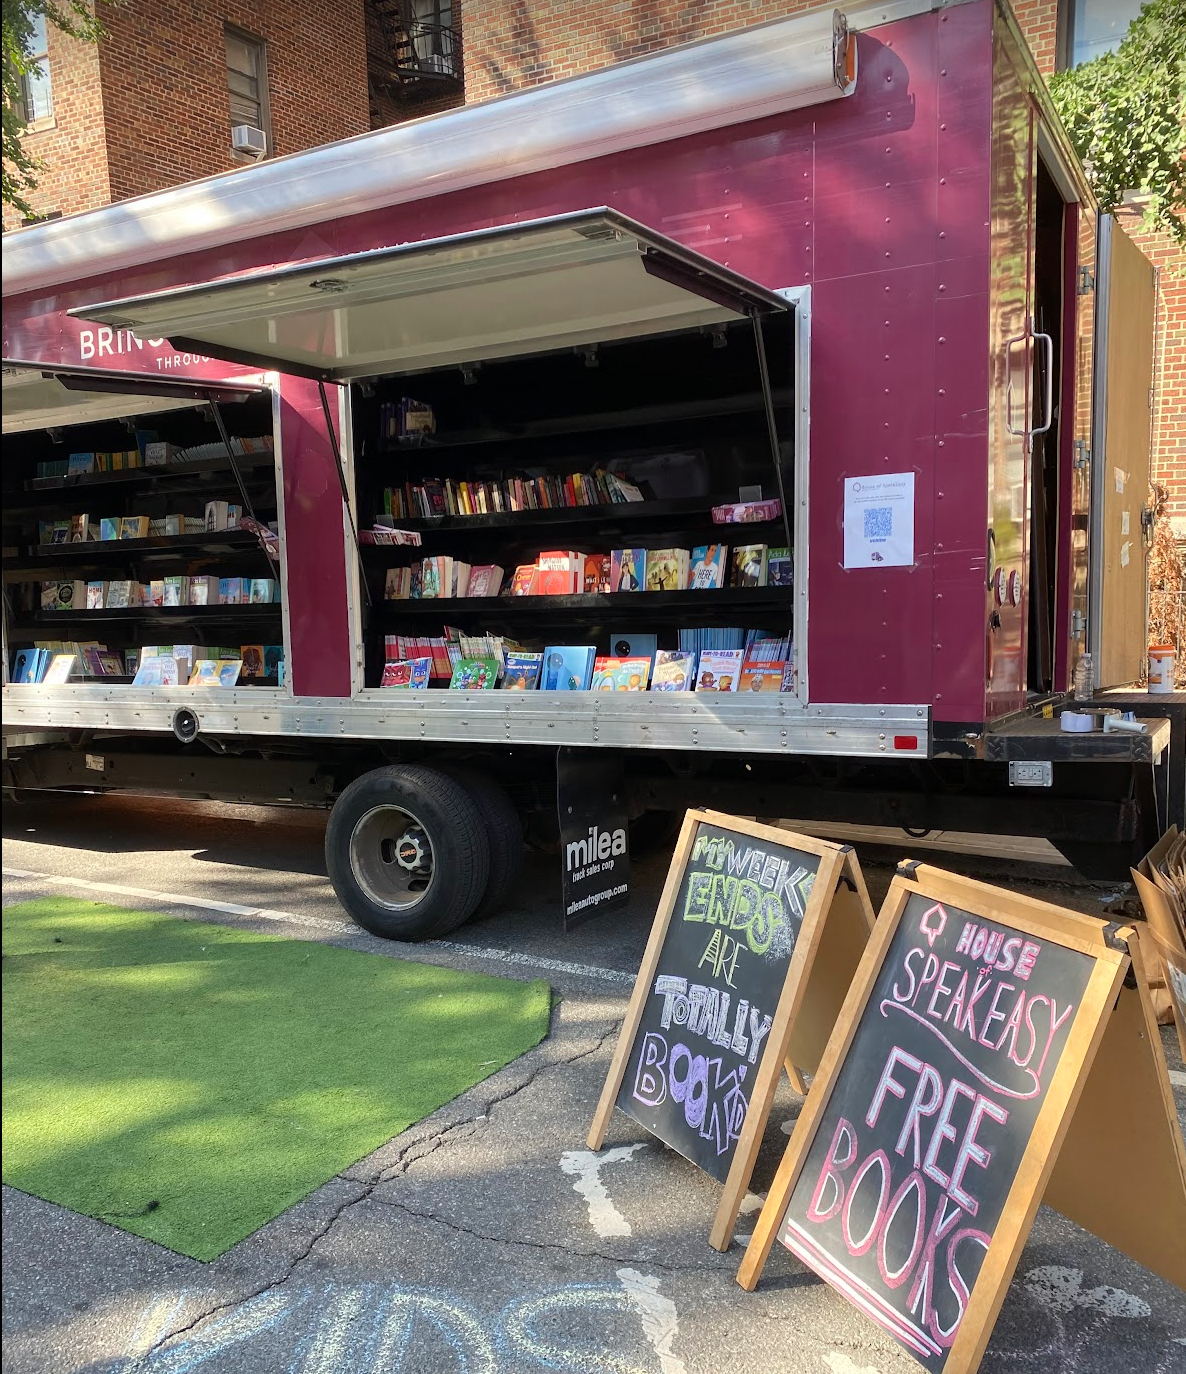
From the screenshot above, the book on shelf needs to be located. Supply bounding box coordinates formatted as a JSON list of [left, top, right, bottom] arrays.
[[249, 578, 277, 604], [420, 555, 451, 599], [133, 655, 179, 687], [42, 653, 77, 684], [645, 549, 689, 592], [143, 441, 178, 466], [104, 579, 133, 609], [767, 546, 793, 588], [380, 657, 432, 689], [163, 514, 184, 537], [69, 514, 90, 543], [380, 467, 645, 521], [119, 515, 150, 540], [609, 632, 656, 666], [542, 646, 596, 691], [738, 660, 786, 693], [99, 518, 120, 541], [188, 659, 241, 687], [509, 565, 539, 596], [590, 656, 652, 691], [239, 645, 266, 677], [86, 581, 107, 610], [163, 576, 186, 607], [264, 646, 284, 679], [450, 561, 471, 598], [695, 649, 744, 692], [536, 551, 582, 596], [385, 567, 412, 600], [583, 553, 611, 595], [609, 549, 644, 593], [188, 576, 219, 605], [690, 544, 727, 589], [501, 652, 543, 690], [651, 650, 697, 691], [465, 564, 504, 598], [730, 545, 768, 588], [449, 656, 499, 690], [67, 453, 95, 476], [85, 647, 126, 677], [218, 578, 243, 605], [148, 580, 166, 608], [712, 498, 782, 524]]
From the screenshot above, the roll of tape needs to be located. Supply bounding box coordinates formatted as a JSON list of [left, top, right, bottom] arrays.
[[1060, 710, 1097, 733]]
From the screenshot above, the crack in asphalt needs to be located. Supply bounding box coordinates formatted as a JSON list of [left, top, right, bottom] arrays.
[[129, 1023, 624, 1361]]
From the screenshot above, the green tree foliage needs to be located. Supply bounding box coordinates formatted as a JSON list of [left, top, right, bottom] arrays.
[[3, 0, 105, 219], [1049, 0, 1186, 245]]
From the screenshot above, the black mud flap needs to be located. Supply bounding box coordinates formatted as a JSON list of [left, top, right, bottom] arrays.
[[556, 747, 630, 931]]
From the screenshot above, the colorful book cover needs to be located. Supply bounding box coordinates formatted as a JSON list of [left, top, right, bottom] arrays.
[[694, 649, 743, 692], [651, 650, 696, 691], [55, 581, 83, 610], [536, 551, 580, 596], [739, 661, 786, 693], [381, 657, 432, 688], [767, 546, 793, 588], [466, 565, 505, 598], [609, 549, 644, 593], [730, 545, 768, 587], [541, 645, 596, 691], [162, 576, 185, 607], [218, 578, 242, 605], [645, 549, 688, 592], [239, 645, 266, 677], [509, 565, 539, 596], [105, 579, 132, 609], [119, 516, 149, 540], [133, 656, 179, 687], [11, 649, 35, 683], [42, 653, 77, 685], [501, 652, 543, 691], [148, 580, 166, 608], [590, 656, 652, 691], [40, 582, 60, 611], [86, 581, 106, 610], [690, 544, 727, 589], [583, 553, 611, 594], [218, 659, 243, 687], [99, 518, 120, 541], [449, 656, 498, 690], [249, 579, 275, 604], [67, 453, 94, 475]]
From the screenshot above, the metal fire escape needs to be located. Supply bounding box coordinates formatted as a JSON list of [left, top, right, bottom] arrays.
[[366, 0, 462, 102]]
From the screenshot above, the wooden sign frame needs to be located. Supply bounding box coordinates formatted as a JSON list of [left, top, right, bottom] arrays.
[[1145, 923, 1186, 1064], [587, 808, 875, 1252], [738, 863, 1186, 1374]]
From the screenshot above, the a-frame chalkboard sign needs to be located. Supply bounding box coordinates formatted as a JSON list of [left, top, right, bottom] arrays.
[[587, 809, 875, 1251], [738, 862, 1186, 1374]]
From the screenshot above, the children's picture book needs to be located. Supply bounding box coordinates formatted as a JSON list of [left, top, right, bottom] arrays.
[[420, 556, 449, 599], [99, 518, 120, 541], [188, 659, 242, 687], [541, 645, 596, 691], [42, 653, 77, 685], [148, 580, 166, 608], [381, 657, 432, 688], [466, 565, 504, 598], [690, 544, 727, 589], [86, 581, 106, 610], [11, 649, 36, 683], [69, 514, 90, 543], [449, 656, 498, 690], [163, 576, 186, 607], [119, 516, 150, 540], [249, 579, 276, 604], [89, 649, 126, 677], [509, 565, 539, 596], [590, 656, 652, 691], [217, 659, 243, 687], [650, 649, 696, 691], [40, 582, 60, 611], [501, 652, 543, 691], [767, 546, 793, 588], [694, 648, 743, 692], [739, 660, 786, 693], [105, 579, 133, 609], [645, 548, 689, 592], [56, 581, 84, 610], [583, 553, 611, 595], [67, 453, 95, 476], [385, 567, 412, 600], [218, 578, 243, 605], [536, 551, 581, 596], [730, 545, 768, 587], [133, 656, 179, 687], [609, 549, 645, 593], [187, 576, 215, 605]]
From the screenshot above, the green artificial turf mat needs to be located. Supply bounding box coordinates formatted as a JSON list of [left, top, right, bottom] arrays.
[[2, 897, 550, 1260]]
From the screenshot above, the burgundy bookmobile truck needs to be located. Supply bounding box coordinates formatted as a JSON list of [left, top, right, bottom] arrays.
[[3, 0, 1181, 939]]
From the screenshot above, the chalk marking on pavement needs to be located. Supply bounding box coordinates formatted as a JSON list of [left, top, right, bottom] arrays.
[[560, 1144, 647, 1238], [822, 1354, 883, 1374], [294, 1286, 372, 1374], [617, 1268, 687, 1374], [1, 867, 633, 985], [1023, 1266, 1150, 1319]]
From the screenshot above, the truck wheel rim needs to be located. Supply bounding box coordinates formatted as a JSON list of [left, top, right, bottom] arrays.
[[349, 805, 435, 911]]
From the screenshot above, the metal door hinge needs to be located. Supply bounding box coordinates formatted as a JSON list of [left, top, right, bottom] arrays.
[[1073, 439, 1090, 469], [1071, 609, 1086, 635], [1078, 266, 1096, 295]]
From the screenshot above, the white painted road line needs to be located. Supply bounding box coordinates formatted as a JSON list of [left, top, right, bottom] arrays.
[[1, 867, 634, 986]]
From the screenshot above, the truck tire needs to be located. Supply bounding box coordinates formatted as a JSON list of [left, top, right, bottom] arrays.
[[325, 764, 490, 941], [441, 767, 525, 924]]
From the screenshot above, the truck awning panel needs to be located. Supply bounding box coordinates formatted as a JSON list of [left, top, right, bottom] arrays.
[[2, 361, 263, 433], [69, 209, 791, 383]]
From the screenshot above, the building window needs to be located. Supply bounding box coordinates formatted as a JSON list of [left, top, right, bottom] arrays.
[[20, 13, 53, 125], [1059, 0, 1143, 68], [410, 0, 457, 76], [225, 27, 271, 151]]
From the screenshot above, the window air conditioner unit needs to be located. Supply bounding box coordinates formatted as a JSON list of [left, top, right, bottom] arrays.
[[231, 125, 267, 159]]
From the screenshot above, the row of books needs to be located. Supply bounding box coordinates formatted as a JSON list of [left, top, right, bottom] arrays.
[[33, 434, 273, 480], [380, 641, 796, 694], [11, 642, 283, 683], [37, 502, 252, 545], [385, 561, 503, 601], [39, 576, 281, 611], [380, 468, 645, 520]]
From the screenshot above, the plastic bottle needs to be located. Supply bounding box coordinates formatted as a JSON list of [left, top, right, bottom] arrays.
[[1072, 652, 1094, 701]]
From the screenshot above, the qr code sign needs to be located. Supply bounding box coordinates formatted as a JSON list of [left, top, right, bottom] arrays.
[[863, 506, 893, 539]]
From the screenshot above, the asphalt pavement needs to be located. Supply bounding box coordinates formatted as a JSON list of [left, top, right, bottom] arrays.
[[3, 793, 1184, 1374]]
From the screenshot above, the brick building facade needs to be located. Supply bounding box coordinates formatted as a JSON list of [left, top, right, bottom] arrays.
[[7, 0, 1181, 536]]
